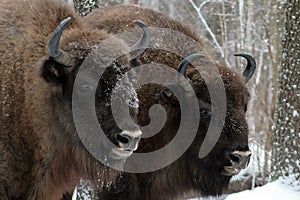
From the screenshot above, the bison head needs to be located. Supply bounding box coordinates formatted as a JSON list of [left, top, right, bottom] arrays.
[[136, 53, 255, 196], [39, 18, 151, 162]]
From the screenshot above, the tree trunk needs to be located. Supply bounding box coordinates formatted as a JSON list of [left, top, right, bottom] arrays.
[[73, 0, 98, 16], [271, 0, 300, 184]]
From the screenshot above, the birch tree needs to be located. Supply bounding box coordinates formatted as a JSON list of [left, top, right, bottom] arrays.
[[73, 0, 98, 16], [271, 0, 300, 185]]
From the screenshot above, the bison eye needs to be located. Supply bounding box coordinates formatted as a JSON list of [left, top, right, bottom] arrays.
[[79, 81, 95, 91], [244, 104, 248, 113], [200, 108, 209, 117]]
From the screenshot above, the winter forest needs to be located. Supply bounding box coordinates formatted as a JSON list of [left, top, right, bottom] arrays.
[[0, 0, 299, 198], [0, 0, 292, 199], [67, 0, 300, 199]]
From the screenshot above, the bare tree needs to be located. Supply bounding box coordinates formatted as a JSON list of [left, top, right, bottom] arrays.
[[73, 0, 98, 16], [271, 0, 300, 185]]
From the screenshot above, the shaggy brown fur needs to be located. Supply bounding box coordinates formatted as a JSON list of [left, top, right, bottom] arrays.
[[99, 67, 250, 200], [0, 1, 141, 199], [85, 5, 216, 61], [85, 5, 254, 200]]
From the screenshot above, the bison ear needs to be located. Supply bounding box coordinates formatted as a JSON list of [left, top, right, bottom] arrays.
[[40, 59, 67, 84], [160, 88, 180, 117], [160, 88, 179, 106]]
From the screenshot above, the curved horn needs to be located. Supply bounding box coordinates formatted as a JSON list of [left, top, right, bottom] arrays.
[[234, 54, 256, 83], [130, 20, 151, 59], [48, 17, 74, 66], [177, 53, 205, 93], [177, 53, 205, 78]]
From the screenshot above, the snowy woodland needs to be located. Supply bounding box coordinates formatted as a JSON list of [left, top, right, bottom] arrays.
[[69, 0, 300, 199]]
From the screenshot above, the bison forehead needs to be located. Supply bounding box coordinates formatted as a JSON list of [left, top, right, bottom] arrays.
[[188, 65, 247, 96], [113, 72, 139, 110], [219, 67, 245, 87]]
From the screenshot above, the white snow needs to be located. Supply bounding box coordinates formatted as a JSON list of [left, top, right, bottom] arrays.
[[224, 181, 299, 200], [72, 186, 77, 200], [293, 110, 299, 117], [72, 180, 300, 200], [189, 181, 300, 200]]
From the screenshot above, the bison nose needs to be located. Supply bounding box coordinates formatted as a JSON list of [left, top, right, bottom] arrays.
[[116, 130, 141, 151], [229, 150, 252, 170], [222, 150, 252, 176]]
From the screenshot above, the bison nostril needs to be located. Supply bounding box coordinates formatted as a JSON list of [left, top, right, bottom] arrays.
[[227, 150, 252, 169], [229, 154, 240, 163], [115, 130, 141, 151], [116, 134, 130, 144]]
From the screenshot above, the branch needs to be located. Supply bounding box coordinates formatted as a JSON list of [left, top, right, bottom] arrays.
[[189, 0, 224, 57], [238, 0, 244, 50]]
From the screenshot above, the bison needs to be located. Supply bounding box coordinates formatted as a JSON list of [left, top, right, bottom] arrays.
[[81, 5, 256, 200], [0, 1, 151, 199]]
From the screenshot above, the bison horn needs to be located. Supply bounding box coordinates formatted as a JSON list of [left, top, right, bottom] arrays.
[[130, 20, 151, 59], [177, 53, 205, 78], [177, 53, 205, 92], [48, 17, 74, 67], [234, 54, 256, 83]]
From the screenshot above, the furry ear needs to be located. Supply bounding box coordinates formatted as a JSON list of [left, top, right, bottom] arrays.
[[160, 88, 179, 106], [160, 88, 181, 118], [40, 58, 66, 84]]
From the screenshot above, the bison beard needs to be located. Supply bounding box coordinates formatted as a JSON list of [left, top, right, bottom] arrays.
[[0, 0, 152, 199]]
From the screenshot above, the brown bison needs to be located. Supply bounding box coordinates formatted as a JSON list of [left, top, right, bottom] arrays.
[[0, 1, 151, 199], [82, 5, 256, 200]]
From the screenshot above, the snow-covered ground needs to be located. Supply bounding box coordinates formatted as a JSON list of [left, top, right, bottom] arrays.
[[190, 181, 300, 200], [72, 180, 299, 199]]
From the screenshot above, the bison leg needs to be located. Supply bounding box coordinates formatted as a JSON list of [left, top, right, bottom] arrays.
[[0, 180, 9, 200]]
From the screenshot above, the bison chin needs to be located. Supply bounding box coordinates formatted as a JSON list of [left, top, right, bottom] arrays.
[[187, 157, 232, 196], [185, 143, 251, 196]]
